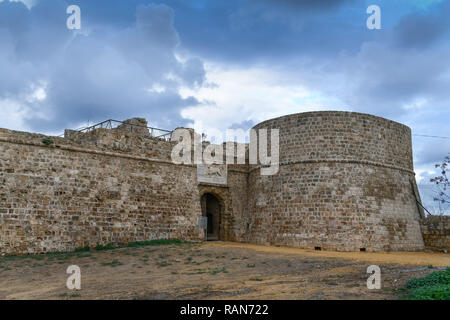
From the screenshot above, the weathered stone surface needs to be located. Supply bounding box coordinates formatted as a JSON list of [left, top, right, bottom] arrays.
[[248, 112, 425, 252], [0, 112, 443, 254], [420, 216, 450, 251]]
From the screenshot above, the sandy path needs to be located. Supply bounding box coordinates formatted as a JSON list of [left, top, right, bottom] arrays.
[[207, 242, 450, 267]]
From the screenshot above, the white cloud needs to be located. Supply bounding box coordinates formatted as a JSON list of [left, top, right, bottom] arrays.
[[0, 99, 31, 131], [25, 82, 48, 103], [179, 63, 347, 134], [402, 97, 429, 111], [1, 0, 37, 10]]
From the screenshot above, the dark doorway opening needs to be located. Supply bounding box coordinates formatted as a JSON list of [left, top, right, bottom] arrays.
[[201, 193, 221, 241]]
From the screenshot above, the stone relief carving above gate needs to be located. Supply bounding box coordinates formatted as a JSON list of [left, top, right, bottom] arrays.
[[197, 164, 227, 186]]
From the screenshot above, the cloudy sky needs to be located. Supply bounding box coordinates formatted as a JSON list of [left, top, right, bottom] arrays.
[[0, 0, 449, 212]]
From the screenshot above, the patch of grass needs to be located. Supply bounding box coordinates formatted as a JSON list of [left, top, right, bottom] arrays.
[[1, 255, 29, 261], [249, 277, 263, 281], [101, 259, 123, 267], [0, 239, 188, 263], [31, 255, 45, 261], [74, 246, 91, 253], [76, 252, 92, 258], [156, 261, 171, 267], [211, 267, 228, 275], [126, 239, 188, 248], [59, 291, 81, 298], [192, 259, 212, 265], [402, 267, 450, 300], [247, 264, 256, 268], [193, 268, 209, 274]]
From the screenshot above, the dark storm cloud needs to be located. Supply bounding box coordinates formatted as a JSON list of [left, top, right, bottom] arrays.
[[243, 0, 355, 11], [394, 9, 450, 49], [1, 0, 449, 167], [0, 0, 205, 132]]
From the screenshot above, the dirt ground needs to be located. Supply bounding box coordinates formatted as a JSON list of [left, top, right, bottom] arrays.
[[0, 241, 448, 300]]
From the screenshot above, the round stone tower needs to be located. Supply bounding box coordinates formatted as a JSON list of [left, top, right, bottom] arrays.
[[247, 111, 425, 252]]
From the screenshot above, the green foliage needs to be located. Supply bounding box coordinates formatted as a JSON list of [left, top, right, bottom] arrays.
[[403, 267, 450, 300], [74, 246, 90, 252], [126, 239, 187, 247], [155, 261, 171, 267], [406, 285, 449, 300], [249, 277, 263, 281], [211, 267, 228, 275], [101, 259, 123, 267], [405, 267, 450, 290], [41, 138, 53, 146]]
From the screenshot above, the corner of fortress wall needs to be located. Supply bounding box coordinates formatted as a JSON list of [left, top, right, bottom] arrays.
[[0, 113, 448, 254]]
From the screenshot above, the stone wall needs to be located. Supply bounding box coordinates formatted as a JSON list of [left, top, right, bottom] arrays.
[[248, 111, 425, 252], [0, 123, 252, 254], [0, 127, 202, 254], [0, 111, 432, 254], [420, 216, 450, 252]]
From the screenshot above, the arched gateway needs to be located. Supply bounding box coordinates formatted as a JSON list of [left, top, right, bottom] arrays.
[[200, 193, 222, 240]]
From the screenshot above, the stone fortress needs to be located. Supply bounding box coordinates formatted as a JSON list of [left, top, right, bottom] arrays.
[[0, 111, 448, 254]]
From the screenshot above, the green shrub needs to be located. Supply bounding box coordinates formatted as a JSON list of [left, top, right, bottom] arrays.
[[407, 285, 449, 300], [74, 246, 90, 252], [41, 138, 53, 146], [405, 267, 450, 290], [403, 267, 450, 300]]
